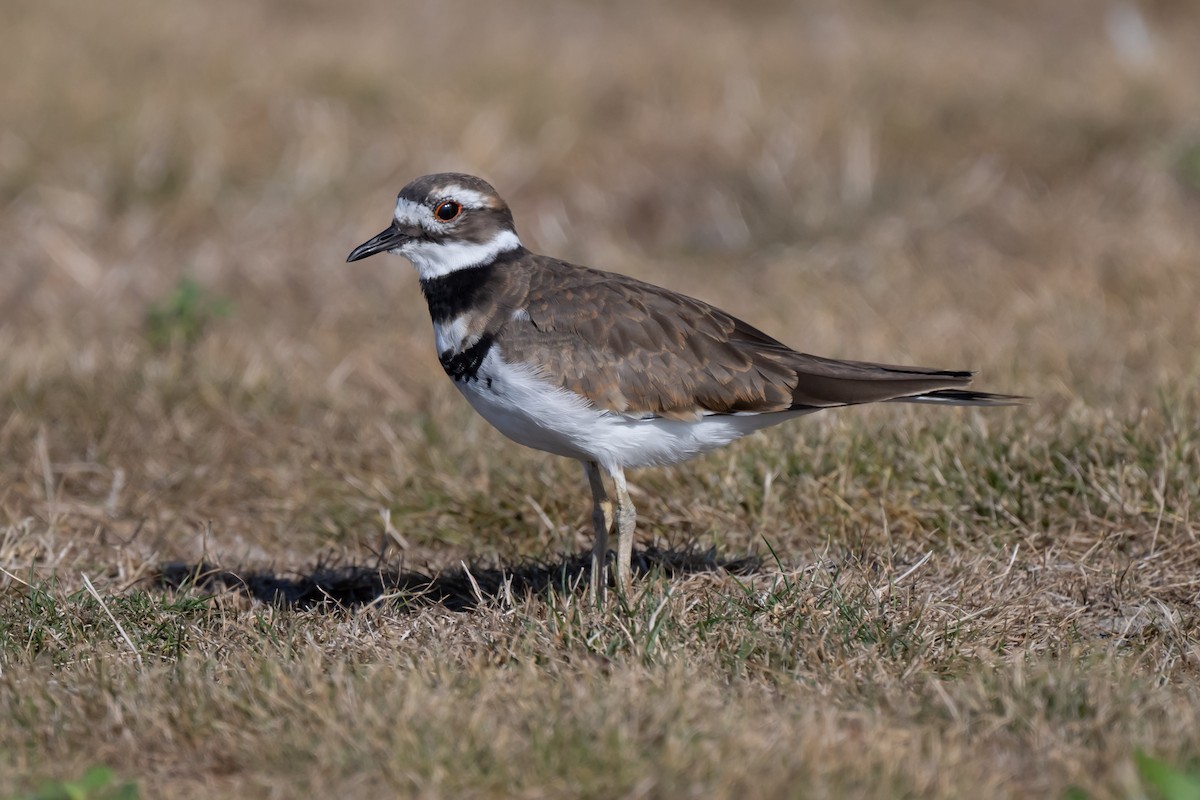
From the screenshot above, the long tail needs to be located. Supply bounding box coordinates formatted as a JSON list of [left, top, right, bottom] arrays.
[[784, 353, 1025, 409]]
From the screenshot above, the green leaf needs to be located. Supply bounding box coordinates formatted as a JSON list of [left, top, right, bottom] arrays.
[[19, 765, 138, 800], [1136, 750, 1200, 800]]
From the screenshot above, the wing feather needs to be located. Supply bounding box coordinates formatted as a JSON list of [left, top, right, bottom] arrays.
[[493, 258, 1007, 418]]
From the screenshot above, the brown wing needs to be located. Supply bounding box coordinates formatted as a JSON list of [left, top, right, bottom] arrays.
[[496, 258, 982, 419]]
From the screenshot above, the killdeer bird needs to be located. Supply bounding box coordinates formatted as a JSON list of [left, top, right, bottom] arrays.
[[347, 173, 1019, 600]]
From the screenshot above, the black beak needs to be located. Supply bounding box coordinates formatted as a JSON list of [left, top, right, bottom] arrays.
[[347, 223, 410, 262]]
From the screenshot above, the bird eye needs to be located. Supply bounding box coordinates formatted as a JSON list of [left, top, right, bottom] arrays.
[[434, 200, 462, 222]]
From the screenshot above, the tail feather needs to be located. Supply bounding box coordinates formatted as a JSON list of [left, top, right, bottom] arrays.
[[784, 353, 1024, 409], [888, 388, 1026, 407]]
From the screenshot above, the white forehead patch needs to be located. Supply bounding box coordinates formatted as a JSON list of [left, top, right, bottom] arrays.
[[394, 197, 434, 228]]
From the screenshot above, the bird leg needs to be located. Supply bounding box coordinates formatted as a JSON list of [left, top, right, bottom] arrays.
[[583, 460, 613, 604], [609, 466, 637, 597]]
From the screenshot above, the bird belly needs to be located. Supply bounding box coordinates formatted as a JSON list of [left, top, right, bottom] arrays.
[[454, 350, 814, 469]]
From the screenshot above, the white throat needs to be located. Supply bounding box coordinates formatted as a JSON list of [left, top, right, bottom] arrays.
[[398, 229, 522, 280]]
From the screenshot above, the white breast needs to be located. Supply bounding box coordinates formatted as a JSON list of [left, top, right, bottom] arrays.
[[453, 349, 813, 469], [433, 315, 470, 355]]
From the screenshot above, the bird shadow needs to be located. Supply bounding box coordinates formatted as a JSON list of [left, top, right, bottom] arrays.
[[155, 545, 762, 612]]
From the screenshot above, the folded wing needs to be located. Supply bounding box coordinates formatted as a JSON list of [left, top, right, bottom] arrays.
[[498, 261, 1020, 419]]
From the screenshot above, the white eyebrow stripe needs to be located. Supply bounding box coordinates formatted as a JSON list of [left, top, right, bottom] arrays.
[[394, 187, 496, 231], [442, 186, 496, 209]]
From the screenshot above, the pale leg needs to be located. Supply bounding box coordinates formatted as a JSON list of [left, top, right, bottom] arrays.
[[609, 466, 637, 597], [583, 460, 613, 603]]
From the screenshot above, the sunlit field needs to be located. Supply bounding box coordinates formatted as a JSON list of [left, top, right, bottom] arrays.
[[2, 0, 1199, 797]]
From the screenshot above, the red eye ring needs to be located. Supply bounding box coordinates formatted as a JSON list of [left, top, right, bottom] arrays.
[[434, 200, 462, 222]]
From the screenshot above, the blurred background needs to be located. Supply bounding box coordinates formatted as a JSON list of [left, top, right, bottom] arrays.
[[2, 0, 1199, 567]]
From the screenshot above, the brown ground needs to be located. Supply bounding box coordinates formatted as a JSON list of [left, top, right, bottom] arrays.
[[2, 0, 1199, 797]]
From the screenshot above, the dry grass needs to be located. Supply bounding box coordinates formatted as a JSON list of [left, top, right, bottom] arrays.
[[3, 0, 1200, 797]]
